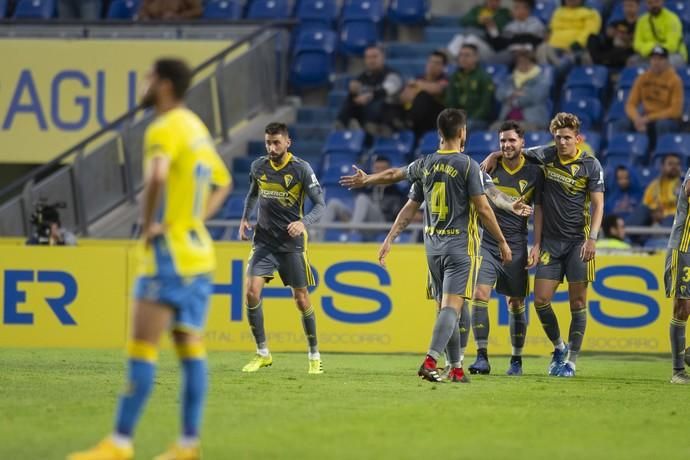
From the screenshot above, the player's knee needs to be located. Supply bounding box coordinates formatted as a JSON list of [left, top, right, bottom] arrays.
[[508, 298, 524, 312], [533, 294, 550, 307], [245, 287, 261, 306], [293, 289, 310, 310], [570, 297, 587, 311]]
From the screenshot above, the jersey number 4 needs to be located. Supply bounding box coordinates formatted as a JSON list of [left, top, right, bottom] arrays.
[[430, 182, 449, 221]]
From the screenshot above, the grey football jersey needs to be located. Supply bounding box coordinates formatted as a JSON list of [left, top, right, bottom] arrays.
[[668, 168, 690, 252]]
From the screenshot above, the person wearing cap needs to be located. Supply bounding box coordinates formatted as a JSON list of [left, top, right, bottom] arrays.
[[617, 44, 683, 154], [633, 0, 687, 67], [493, 45, 550, 131], [25, 206, 77, 246]]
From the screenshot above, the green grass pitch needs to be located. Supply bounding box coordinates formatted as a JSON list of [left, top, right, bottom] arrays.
[[1, 349, 689, 460]]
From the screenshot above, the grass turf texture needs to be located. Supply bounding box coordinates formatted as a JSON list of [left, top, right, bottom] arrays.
[[1, 350, 689, 460]]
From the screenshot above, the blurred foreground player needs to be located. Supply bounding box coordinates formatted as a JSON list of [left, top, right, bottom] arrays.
[[68, 58, 231, 460]]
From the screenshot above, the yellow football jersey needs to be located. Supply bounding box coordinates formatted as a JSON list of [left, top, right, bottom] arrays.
[[137, 107, 231, 277]]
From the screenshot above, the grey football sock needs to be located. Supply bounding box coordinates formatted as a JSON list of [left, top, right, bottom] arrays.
[[459, 302, 470, 350], [568, 308, 587, 364], [509, 304, 527, 356], [446, 318, 461, 367], [671, 318, 687, 370], [428, 307, 460, 360], [535, 303, 562, 345], [246, 300, 266, 349], [301, 306, 319, 354], [472, 299, 490, 349]]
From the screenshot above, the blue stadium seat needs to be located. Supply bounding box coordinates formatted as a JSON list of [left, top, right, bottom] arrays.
[[676, 65, 690, 89], [13, 0, 55, 18], [324, 229, 364, 242], [328, 89, 347, 110], [247, 140, 265, 156], [323, 186, 355, 203], [607, 0, 647, 25], [418, 131, 440, 155], [667, 1, 690, 30], [424, 26, 458, 45], [203, 0, 242, 19], [524, 131, 552, 148], [340, 19, 380, 55], [387, 0, 430, 25], [484, 63, 509, 84], [584, 0, 604, 15], [342, 0, 384, 22], [386, 42, 439, 59], [0, 0, 7, 17], [534, 0, 556, 25], [297, 106, 336, 123], [246, 0, 290, 19], [220, 195, 246, 219], [564, 65, 609, 97], [295, 0, 338, 29], [605, 133, 648, 163], [388, 57, 426, 79], [290, 29, 337, 88], [562, 86, 599, 102], [653, 133, 690, 159], [466, 131, 498, 158], [372, 131, 414, 156], [581, 130, 601, 155], [323, 130, 366, 155], [232, 156, 254, 176], [617, 66, 646, 90], [294, 28, 337, 53], [106, 0, 139, 19], [321, 153, 359, 185], [562, 97, 603, 129]]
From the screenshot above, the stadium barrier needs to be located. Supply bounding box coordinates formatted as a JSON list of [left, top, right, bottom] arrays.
[[0, 240, 673, 354]]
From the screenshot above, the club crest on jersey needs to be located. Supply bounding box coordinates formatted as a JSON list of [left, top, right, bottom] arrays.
[[570, 165, 580, 176], [519, 179, 528, 193], [260, 174, 268, 182], [492, 177, 500, 184], [284, 174, 293, 187]]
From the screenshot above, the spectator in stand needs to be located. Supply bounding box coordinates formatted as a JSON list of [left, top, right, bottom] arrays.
[[586, 0, 639, 68], [536, 0, 602, 74], [399, 51, 449, 138], [617, 45, 683, 154], [448, 0, 512, 61], [320, 156, 406, 241], [493, 46, 550, 131], [337, 45, 404, 136], [445, 44, 495, 130], [487, 0, 546, 64], [58, 0, 102, 19], [605, 165, 643, 222], [633, 0, 687, 67], [138, 0, 203, 20], [629, 153, 682, 227], [596, 214, 632, 250]]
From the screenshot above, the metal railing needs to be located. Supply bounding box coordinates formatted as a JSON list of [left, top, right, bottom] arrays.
[[0, 22, 291, 238]]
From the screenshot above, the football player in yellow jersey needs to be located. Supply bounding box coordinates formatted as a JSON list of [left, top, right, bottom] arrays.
[[68, 59, 231, 460], [239, 122, 326, 374]]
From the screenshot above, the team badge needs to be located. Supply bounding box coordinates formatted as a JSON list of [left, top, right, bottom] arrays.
[[260, 174, 268, 181], [570, 165, 580, 176], [492, 177, 500, 184], [519, 179, 528, 193], [284, 174, 293, 187]]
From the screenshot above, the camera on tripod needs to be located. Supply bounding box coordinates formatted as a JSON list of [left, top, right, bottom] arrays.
[[30, 200, 67, 245]]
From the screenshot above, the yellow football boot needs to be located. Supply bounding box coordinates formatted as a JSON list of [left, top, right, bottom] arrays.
[[241, 353, 272, 372], [67, 437, 133, 460]]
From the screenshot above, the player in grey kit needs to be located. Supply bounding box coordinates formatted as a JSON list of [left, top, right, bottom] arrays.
[[468, 121, 544, 376], [239, 122, 326, 375], [378, 169, 532, 381], [340, 108, 511, 383], [664, 167, 690, 384], [483, 113, 604, 378]]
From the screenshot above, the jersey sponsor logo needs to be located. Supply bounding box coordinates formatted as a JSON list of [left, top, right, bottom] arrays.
[[545, 167, 578, 186], [284, 174, 293, 188], [519, 179, 528, 193]]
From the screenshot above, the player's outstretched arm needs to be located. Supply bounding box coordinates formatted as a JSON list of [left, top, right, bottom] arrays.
[[240, 178, 259, 241], [485, 187, 533, 216], [471, 194, 512, 264], [339, 165, 407, 189], [378, 199, 421, 267]]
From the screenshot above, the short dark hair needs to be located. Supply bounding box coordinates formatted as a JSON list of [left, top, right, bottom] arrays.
[[154, 58, 192, 100], [265, 122, 289, 136], [498, 120, 525, 138], [430, 50, 448, 66], [437, 108, 467, 140], [602, 214, 621, 238], [460, 43, 478, 54], [373, 155, 391, 164], [515, 0, 535, 9]]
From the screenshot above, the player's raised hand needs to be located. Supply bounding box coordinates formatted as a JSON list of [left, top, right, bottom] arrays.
[[498, 241, 513, 264], [526, 243, 540, 269], [511, 196, 533, 217], [580, 238, 596, 262], [239, 219, 252, 241], [287, 220, 306, 237], [480, 151, 500, 173], [377, 239, 392, 267], [339, 165, 368, 189]]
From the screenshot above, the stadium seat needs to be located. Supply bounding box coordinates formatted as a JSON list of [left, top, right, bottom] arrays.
[[617, 66, 646, 90], [220, 195, 246, 219], [562, 97, 603, 129], [372, 130, 415, 162], [676, 65, 690, 90], [340, 19, 380, 55], [246, 0, 290, 19], [203, 0, 242, 19], [388, 57, 426, 79], [387, 0, 430, 25], [418, 131, 440, 155], [534, 0, 556, 24], [295, 0, 338, 30], [321, 153, 359, 185], [323, 130, 366, 155], [324, 229, 364, 242], [423, 26, 458, 45], [294, 28, 337, 53], [232, 156, 254, 176], [385, 42, 439, 59], [342, 0, 384, 22], [328, 89, 347, 110], [607, 0, 647, 25], [466, 131, 498, 158], [484, 63, 509, 84], [564, 65, 609, 97], [323, 186, 355, 203], [653, 133, 690, 159], [581, 130, 601, 155], [605, 133, 648, 163], [584, 0, 604, 15], [667, 1, 690, 30], [247, 140, 265, 156], [524, 131, 552, 148], [13, 0, 55, 18], [0, 0, 7, 17], [106, 0, 139, 19], [290, 29, 337, 88]]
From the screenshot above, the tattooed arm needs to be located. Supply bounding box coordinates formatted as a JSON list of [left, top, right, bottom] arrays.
[[485, 186, 532, 216]]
